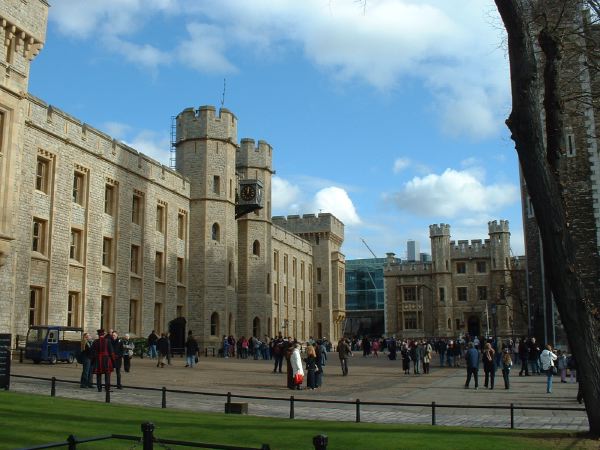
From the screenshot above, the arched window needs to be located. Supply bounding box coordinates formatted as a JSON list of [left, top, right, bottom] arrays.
[[210, 312, 219, 336], [253, 317, 260, 337], [447, 318, 452, 329], [252, 240, 260, 256], [228, 261, 233, 286], [211, 223, 220, 241]]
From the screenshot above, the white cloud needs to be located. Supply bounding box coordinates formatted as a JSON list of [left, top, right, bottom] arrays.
[[312, 186, 361, 225], [176, 23, 238, 74], [124, 130, 171, 166], [105, 36, 172, 70], [271, 176, 302, 212], [393, 157, 410, 174], [103, 121, 131, 139], [387, 168, 518, 218]]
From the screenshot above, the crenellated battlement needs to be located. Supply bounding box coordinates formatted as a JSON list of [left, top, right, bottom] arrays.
[[26, 95, 190, 196], [488, 219, 510, 234], [272, 213, 345, 241], [429, 223, 451, 237], [176, 105, 237, 143], [237, 138, 273, 171]]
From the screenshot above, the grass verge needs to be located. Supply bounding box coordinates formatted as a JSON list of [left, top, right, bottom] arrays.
[[0, 391, 596, 450]]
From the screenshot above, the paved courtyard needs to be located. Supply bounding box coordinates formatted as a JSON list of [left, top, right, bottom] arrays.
[[9, 353, 588, 431]]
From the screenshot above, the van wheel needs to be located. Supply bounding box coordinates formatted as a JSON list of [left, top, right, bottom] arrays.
[[67, 354, 75, 364], [49, 355, 57, 365]]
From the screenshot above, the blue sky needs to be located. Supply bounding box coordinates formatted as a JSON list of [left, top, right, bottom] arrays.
[[29, 0, 523, 259]]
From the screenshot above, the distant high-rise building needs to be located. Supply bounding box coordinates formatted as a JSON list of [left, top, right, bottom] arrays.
[[407, 240, 420, 261]]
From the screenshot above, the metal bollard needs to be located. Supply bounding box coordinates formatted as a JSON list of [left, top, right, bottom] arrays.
[[510, 403, 514, 429], [67, 434, 77, 450], [431, 401, 436, 426], [19, 348, 23, 363], [355, 399, 360, 423], [141, 422, 155, 450], [161, 387, 167, 408], [313, 434, 328, 450], [51, 377, 56, 397], [290, 395, 295, 419], [105, 388, 110, 403]]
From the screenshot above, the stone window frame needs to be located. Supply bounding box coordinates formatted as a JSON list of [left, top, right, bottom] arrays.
[[317, 293, 322, 308], [403, 286, 417, 302], [253, 240, 260, 256], [477, 285, 488, 301], [476, 261, 487, 274], [178, 257, 185, 284], [104, 181, 118, 216], [456, 262, 467, 274], [102, 236, 113, 269], [67, 291, 81, 327], [210, 312, 219, 336], [156, 203, 166, 233], [29, 286, 45, 326], [154, 302, 163, 334], [404, 312, 418, 330], [130, 244, 141, 275], [132, 191, 144, 225], [100, 295, 112, 331], [213, 175, 220, 195], [69, 228, 83, 263], [129, 299, 140, 335], [457, 286, 468, 302], [177, 210, 187, 240], [155, 251, 164, 280], [439, 287, 445, 302], [32, 217, 48, 255], [72, 165, 88, 207], [211, 222, 220, 241]]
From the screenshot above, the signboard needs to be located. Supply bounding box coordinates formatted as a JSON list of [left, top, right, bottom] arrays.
[[0, 334, 11, 390]]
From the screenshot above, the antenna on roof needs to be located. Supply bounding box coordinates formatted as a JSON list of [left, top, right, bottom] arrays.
[[220, 78, 226, 108]]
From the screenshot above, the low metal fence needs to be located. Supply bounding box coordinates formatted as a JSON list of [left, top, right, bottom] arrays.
[[10, 373, 586, 430]]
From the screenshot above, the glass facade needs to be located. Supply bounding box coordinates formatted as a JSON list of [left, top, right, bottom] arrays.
[[345, 258, 386, 310]]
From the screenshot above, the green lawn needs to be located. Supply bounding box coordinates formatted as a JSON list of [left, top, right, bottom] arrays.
[[0, 391, 594, 450]]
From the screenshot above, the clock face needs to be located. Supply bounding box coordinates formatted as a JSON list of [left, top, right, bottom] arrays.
[[240, 184, 256, 201]]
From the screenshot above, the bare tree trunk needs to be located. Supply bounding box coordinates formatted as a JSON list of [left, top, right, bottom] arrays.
[[495, 0, 600, 436]]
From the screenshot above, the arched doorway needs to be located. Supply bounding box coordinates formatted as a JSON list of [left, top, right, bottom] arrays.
[[467, 315, 480, 338]]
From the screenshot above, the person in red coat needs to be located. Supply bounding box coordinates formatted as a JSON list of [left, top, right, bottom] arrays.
[[91, 329, 115, 392]]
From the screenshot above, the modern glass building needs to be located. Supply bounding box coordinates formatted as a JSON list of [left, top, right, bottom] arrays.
[[345, 258, 386, 310]]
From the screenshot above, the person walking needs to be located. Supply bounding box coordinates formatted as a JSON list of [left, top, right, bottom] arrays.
[[540, 344, 558, 393], [423, 341, 433, 374], [91, 329, 114, 392], [401, 344, 411, 375], [110, 330, 124, 389], [185, 330, 199, 368], [337, 338, 352, 376], [482, 342, 496, 389], [121, 334, 135, 373], [518, 337, 529, 376], [464, 342, 480, 389], [272, 335, 284, 373], [290, 343, 304, 390], [79, 332, 94, 388], [147, 330, 158, 359], [501, 349, 513, 389], [529, 337, 541, 375], [305, 345, 318, 389], [315, 339, 326, 388], [156, 333, 169, 368]]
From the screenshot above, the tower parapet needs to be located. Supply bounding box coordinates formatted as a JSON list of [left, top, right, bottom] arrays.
[[429, 223, 451, 238], [488, 220, 510, 234], [237, 138, 273, 172], [272, 213, 344, 243], [176, 105, 237, 143]]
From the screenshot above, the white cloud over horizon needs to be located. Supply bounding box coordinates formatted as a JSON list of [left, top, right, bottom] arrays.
[[387, 167, 518, 218], [48, 0, 510, 139]]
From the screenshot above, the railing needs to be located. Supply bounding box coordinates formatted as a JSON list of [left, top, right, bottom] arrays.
[[10, 374, 586, 430], [16, 421, 287, 450]]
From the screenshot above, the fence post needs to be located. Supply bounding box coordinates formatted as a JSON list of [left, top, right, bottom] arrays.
[[313, 434, 328, 450], [431, 401, 436, 426], [510, 403, 514, 429], [19, 348, 23, 363], [205, 348, 208, 357], [67, 434, 77, 450], [290, 395, 295, 419], [141, 422, 155, 450], [105, 387, 110, 403], [51, 377, 56, 397], [162, 387, 167, 408], [226, 391, 232, 411], [355, 399, 360, 423]]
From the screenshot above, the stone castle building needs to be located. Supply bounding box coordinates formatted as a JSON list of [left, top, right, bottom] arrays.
[[0, 0, 346, 347], [383, 221, 527, 339]]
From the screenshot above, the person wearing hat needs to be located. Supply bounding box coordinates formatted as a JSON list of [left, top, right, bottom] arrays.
[[91, 329, 115, 392], [122, 333, 135, 373]]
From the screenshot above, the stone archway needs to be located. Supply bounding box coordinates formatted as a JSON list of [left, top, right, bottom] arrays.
[[467, 315, 480, 338]]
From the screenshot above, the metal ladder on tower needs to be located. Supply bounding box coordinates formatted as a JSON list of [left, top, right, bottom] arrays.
[[169, 116, 177, 170]]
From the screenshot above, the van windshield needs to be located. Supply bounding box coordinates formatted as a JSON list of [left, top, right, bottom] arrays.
[[27, 328, 48, 344]]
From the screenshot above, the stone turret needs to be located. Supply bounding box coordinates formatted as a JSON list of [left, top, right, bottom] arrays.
[[488, 220, 511, 271], [429, 224, 451, 273]]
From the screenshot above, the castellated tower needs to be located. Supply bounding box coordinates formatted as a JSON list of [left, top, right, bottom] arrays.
[[488, 220, 513, 334], [236, 138, 273, 338], [429, 224, 453, 333], [175, 106, 238, 347]]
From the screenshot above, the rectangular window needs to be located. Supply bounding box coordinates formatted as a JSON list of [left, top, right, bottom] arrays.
[[29, 287, 44, 326], [273, 251, 279, 271], [36, 157, 50, 193], [0, 111, 4, 153], [155, 251, 163, 279], [404, 312, 417, 330], [478, 286, 488, 301], [213, 175, 220, 194], [129, 299, 139, 335], [130, 245, 140, 274], [70, 229, 82, 262], [104, 184, 115, 215], [499, 285, 506, 300], [284, 254, 288, 274], [102, 237, 113, 268], [301, 290, 305, 307], [317, 293, 322, 308], [156, 204, 165, 233], [177, 213, 186, 240], [476, 261, 486, 273], [132, 194, 142, 224], [309, 293, 313, 309], [177, 257, 184, 283], [403, 286, 417, 302], [72, 171, 85, 205], [100, 295, 112, 331], [309, 265, 313, 284], [32, 218, 47, 255], [154, 303, 163, 333], [316, 267, 322, 282], [301, 262, 305, 280], [293, 288, 296, 306], [292, 258, 297, 277], [456, 262, 466, 274], [457, 287, 468, 302], [284, 286, 288, 304], [439, 287, 445, 302], [67, 292, 80, 327]]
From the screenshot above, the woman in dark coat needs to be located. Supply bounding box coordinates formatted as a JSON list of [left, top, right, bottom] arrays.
[[185, 331, 199, 368], [157, 333, 169, 368], [305, 345, 318, 389], [401, 345, 411, 375], [91, 329, 114, 392]]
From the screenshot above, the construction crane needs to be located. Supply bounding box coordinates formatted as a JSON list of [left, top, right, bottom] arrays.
[[359, 237, 380, 303], [360, 238, 378, 259]]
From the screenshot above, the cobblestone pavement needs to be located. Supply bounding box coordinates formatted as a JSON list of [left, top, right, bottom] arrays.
[[9, 353, 588, 431]]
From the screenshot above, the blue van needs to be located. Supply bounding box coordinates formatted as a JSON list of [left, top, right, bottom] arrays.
[[25, 326, 83, 364]]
